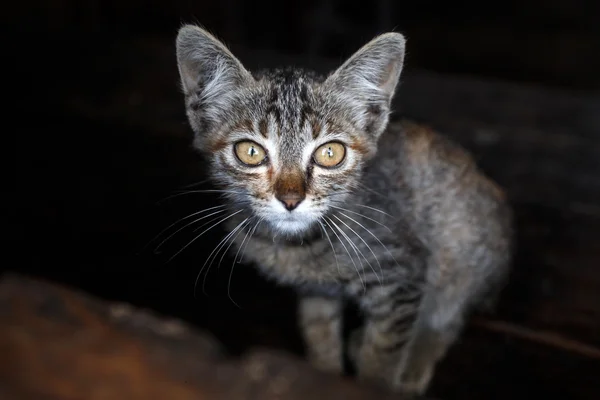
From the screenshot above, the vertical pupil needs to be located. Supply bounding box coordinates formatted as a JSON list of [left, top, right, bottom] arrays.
[[248, 146, 256, 157], [323, 147, 333, 158]]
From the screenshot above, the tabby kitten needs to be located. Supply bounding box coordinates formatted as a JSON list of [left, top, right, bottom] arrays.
[[175, 25, 513, 395]]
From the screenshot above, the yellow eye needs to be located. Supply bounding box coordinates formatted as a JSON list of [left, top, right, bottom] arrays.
[[313, 142, 346, 168], [234, 141, 267, 166]]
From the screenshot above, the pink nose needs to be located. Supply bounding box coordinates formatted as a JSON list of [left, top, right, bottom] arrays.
[[277, 193, 304, 211]]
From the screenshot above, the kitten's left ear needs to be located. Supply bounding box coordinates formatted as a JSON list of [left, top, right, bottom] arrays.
[[325, 32, 406, 138], [176, 25, 254, 132]]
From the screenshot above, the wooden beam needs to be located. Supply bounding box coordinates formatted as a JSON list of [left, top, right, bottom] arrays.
[[0, 274, 419, 400]]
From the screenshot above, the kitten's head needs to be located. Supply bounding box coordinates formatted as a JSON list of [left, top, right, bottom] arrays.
[[176, 25, 405, 236]]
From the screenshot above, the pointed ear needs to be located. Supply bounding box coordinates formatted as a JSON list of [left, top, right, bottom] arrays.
[[325, 32, 406, 139], [176, 25, 253, 132]]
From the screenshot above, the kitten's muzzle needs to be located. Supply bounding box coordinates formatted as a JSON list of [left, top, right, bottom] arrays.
[[277, 192, 305, 211], [273, 168, 306, 211]]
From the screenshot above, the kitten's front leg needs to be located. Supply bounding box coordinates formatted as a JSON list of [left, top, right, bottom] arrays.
[[352, 283, 422, 392], [298, 295, 344, 374]]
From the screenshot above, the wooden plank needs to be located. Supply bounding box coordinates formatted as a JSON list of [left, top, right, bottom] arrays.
[[0, 274, 419, 400]]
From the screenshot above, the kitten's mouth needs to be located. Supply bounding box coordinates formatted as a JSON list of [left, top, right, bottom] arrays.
[[273, 221, 314, 237], [266, 211, 319, 236], [262, 197, 321, 236]]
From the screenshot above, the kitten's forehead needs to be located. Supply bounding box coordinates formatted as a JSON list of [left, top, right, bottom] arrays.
[[257, 68, 323, 130], [251, 67, 326, 163]]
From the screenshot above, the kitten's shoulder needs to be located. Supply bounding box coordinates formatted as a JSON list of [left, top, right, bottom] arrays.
[[392, 119, 471, 170], [388, 119, 506, 201]]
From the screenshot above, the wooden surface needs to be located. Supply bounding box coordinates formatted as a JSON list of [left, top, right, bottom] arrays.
[[8, 35, 600, 399], [0, 274, 416, 400]]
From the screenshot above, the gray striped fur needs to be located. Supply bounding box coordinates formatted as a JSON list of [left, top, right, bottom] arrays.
[[176, 25, 513, 395]]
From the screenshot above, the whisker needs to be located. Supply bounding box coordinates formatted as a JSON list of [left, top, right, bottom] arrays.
[[179, 178, 211, 189], [328, 217, 364, 271], [153, 207, 227, 253], [336, 210, 401, 270], [194, 217, 247, 297], [357, 182, 388, 199], [156, 189, 244, 205], [236, 217, 264, 264], [324, 216, 365, 292], [329, 205, 393, 232], [237, 217, 264, 268], [226, 217, 263, 308], [141, 204, 227, 253], [199, 217, 252, 297], [215, 217, 255, 270], [318, 219, 341, 276], [167, 209, 244, 263], [191, 212, 233, 233], [353, 204, 395, 218], [176, 189, 243, 194], [332, 214, 382, 285], [323, 190, 354, 198]]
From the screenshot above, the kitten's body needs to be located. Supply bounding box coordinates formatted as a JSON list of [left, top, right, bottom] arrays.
[[227, 120, 511, 391], [175, 26, 513, 395]]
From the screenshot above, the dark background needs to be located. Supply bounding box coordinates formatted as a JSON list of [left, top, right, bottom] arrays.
[[7, 1, 600, 399]]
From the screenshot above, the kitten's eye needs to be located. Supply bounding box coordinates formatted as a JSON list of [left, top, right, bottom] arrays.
[[313, 142, 346, 168], [234, 141, 267, 166]]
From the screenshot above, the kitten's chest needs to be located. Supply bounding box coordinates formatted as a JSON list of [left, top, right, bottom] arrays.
[[233, 231, 349, 286]]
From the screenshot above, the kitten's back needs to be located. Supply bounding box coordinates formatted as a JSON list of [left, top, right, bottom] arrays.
[[375, 120, 512, 297]]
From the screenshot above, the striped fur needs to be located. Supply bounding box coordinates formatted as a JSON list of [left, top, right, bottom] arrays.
[[176, 25, 513, 395]]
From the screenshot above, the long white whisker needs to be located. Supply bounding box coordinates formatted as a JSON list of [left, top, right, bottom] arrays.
[[154, 208, 227, 253], [336, 210, 401, 269], [157, 189, 244, 204], [176, 189, 243, 194], [200, 217, 252, 297], [324, 190, 354, 198], [191, 212, 236, 233], [324, 216, 364, 292], [328, 216, 365, 271], [237, 217, 264, 265], [167, 209, 244, 262], [357, 182, 388, 199], [318, 219, 340, 276], [332, 214, 382, 285], [217, 218, 253, 269], [226, 217, 264, 308], [329, 205, 393, 232], [193, 216, 249, 297], [142, 204, 227, 252], [179, 178, 211, 189], [353, 204, 395, 218]]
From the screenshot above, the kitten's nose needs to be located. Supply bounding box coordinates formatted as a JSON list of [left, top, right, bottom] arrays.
[[277, 193, 304, 211]]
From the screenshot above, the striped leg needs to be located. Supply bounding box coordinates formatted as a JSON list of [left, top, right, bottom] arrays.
[[396, 322, 454, 395], [398, 283, 473, 394], [352, 283, 422, 390], [298, 295, 344, 374]]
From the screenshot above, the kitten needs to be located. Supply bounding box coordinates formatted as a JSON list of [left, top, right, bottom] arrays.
[[175, 25, 513, 395]]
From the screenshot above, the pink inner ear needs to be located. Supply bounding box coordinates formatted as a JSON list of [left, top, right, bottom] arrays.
[[179, 61, 201, 94], [378, 59, 401, 95]]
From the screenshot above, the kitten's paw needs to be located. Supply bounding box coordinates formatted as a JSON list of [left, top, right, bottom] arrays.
[[395, 363, 434, 397], [306, 352, 344, 374], [353, 343, 401, 390]]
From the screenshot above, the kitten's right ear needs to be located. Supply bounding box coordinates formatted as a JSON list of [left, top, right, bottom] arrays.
[[176, 25, 253, 127], [324, 32, 405, 140]]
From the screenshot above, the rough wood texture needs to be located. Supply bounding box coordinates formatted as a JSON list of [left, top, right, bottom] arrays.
[[0, 274, 420, 400]]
